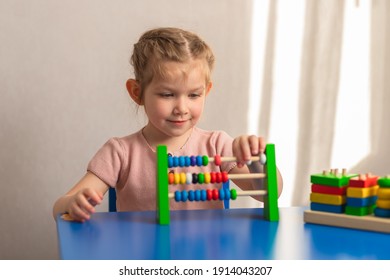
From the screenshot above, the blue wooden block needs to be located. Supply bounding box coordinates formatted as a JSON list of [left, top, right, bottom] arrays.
[[310, 202, 345, 213], [374, 207, 390, 218], [346, 196, 377, 207]]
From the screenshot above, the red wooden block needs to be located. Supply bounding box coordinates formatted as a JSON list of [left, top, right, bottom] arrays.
[[311, 184, 347, 195], [349, 174, 378, 188]]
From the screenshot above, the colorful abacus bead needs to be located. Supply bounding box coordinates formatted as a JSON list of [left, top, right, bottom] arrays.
[[204, 173, 211, 184], [168, 172, 174, 184], [188, 190, 195, 201], [192, 173, 198, 184], [190, 156, 196, 166], [219, 188, 225, 200], [179, 156, 185, 167], [173, 157, 179, 167], [195, 190, 201, 201], [185, 156, 191, 167], [186, 173, 192, 184], [202, 156, 209, 166], [198, 173, 205, 184], [210, 172, 216, 183], [224, 188, 231, 200], [196, 156, 203, 166], [214, 155, 221, 166], [230, 189, 237, 200], [201, 190, 207, 201], [168, 156, 173, 168], [174, 191, 181, 202], [222, 171, 229, 183], [174, 173, 181, 184], [216, 172, 222, 183], [181, 190, 188, 202], [207, 189, 213, 200], [212, 189, 219, 200]]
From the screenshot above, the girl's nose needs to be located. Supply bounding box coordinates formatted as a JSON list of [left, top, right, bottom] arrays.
[[173, 97, 188, 115]]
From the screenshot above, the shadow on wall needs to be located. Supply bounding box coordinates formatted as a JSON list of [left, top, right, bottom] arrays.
[[292, 0, 390, 206], [350, 0, 390, 177]]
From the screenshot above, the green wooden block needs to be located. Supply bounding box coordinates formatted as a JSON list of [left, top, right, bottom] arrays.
[[263, 144, 279, 221], [310, 173, 358, 187], [378, 177, 390, 188], [156, 145, 170, 225], [345, 205, 376, 216]]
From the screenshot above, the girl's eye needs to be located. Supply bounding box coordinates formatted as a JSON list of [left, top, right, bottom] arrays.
[[189, 93, 202, 98], [159, 93, 174, 98]]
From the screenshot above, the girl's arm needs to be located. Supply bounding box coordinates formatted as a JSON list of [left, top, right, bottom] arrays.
[[52, 172, 109, 222]]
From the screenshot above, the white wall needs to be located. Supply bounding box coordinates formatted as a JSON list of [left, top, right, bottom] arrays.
[[0, 0, 255, 259]]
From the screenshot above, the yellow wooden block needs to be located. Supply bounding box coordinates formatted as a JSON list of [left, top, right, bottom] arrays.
[[378, 188, 390, 200], [347, 185, 379, 198], [310, 193, 346, 205], [376, 199, 390, 209]]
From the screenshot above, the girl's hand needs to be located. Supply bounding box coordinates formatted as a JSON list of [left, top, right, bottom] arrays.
[[232, 135, 266, 168], [65, 188, 103, 222]]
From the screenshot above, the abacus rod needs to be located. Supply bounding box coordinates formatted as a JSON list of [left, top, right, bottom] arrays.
[[209, 156, 261, 163], [228, 173, 265, 180], [236, 190, 267, 196], [168, 189, 267, 199]]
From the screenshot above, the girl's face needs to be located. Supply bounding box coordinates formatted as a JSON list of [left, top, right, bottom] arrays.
[[141, 59, 211, 147]]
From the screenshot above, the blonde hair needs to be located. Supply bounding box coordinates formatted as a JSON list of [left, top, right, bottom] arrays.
[[130, 27, 215, 97]]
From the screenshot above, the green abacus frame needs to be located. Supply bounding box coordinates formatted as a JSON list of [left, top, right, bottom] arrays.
[[156, 144, 279, 225]]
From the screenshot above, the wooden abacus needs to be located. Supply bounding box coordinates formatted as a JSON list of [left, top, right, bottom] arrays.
[[156, 144, 279, 225]]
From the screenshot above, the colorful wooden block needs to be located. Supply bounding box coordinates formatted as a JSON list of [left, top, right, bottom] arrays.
[[346, 196, 377, 207], [310, 193, 346, 205], [310, 202, 345, 213], [345, 205, 375, 216], [311, 184, 347, 195], [310, 173, 357, 187], [349, 175, 379, 188], [346, 185, 379, 198], [304, 210, 390, 233], [374, 207, 390, 218], [378, 188, 390, 200], [376, 199, 390, 210], [378, 176, 390, 188]]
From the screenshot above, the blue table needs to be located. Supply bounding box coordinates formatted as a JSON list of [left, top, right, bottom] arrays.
[[56, 207, 390, 260]]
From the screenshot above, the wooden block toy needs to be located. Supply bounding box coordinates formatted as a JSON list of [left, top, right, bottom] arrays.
[[311, 184, 347, 195], [345, 205, 375, 216], [346, 196, 377, 207], [347, 185, 379, 198], [310, 169, 357, 187], [374, 207, 390, 218], [376, 199, 390, 209], [304, 210, 390, 234], [310, 202, 345, 213], [310, 192, 346, 205], [378, 176, 390, 188], [305, 171, 390, 233], [349, 173, 379, 188], [378, 188, 390, 199]]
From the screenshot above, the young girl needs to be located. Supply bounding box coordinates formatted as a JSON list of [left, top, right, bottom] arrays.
[[53, 27, 283, 222]]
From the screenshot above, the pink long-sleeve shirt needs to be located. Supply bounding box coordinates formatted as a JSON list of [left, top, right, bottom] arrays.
[[87, 127, 236, 211]]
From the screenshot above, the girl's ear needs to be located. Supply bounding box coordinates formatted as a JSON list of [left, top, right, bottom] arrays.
[[126, 79, 143, 105], [205, 81, 213, 96]]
